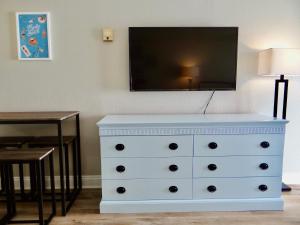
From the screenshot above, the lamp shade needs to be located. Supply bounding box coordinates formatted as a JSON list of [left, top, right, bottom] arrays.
[[258, 48, 300, 76], [181, 66, 200, 78]]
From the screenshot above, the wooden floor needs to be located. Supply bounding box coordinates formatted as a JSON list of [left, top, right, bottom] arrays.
[[1, 186, 300, 225]]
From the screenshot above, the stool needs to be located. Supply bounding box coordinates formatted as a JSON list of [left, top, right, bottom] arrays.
[[28, 136, 78, 199], [0, 148, 56, 225], [0, 137, 28, 197]]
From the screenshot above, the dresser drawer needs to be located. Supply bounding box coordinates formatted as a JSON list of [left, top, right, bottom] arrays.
[[102, 179, 192, 201], [193, 177, 281, 199], [193, 156, 282, 178], [194, 134, 284, 156], [102, 157, 192, 179], [100, 135, 193, 157]]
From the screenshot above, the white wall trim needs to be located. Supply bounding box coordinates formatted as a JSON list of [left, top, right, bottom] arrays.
[[82, 175, 101, 188]]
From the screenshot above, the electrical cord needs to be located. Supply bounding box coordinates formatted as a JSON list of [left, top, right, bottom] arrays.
[[203, 90, 216, 114]]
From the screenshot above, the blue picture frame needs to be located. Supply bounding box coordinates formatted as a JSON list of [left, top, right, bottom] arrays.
[[16, 12, 52, 60]]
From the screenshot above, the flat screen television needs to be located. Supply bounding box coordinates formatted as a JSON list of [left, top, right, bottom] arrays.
[[129, 27, 238, 91]]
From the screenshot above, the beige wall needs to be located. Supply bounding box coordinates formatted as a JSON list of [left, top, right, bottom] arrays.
[[1, 0, 300, 182]]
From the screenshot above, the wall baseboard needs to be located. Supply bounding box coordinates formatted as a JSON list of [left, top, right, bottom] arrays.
[[5, 175, 101, 190]]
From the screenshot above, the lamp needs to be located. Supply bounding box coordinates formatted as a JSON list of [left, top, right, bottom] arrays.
[[181, 66, 200, 90], [258, 48, 300, 191]]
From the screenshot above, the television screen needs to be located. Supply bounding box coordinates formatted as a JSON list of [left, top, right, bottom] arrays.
[[129, 27, 238, 91]]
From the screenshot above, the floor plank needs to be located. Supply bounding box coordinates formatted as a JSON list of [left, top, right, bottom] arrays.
[[1, 186, 299, 225]]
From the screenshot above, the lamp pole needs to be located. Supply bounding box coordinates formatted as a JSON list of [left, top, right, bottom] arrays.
[[273, 74, 291, 192], [273, 74, 289, 119]]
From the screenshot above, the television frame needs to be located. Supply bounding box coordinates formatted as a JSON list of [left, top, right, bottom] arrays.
[[129, 27, 239, 92]]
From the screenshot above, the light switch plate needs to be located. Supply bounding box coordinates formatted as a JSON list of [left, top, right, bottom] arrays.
[[102, 28, 113, 42]]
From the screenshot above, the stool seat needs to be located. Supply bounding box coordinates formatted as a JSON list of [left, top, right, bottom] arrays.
[[0, 136, 76, 147], [0, 148, 54, 162], [28, 136, 76, 147], [0, 143, 23, 148], [0, 136, 33, 143], [0, 137, 28, 148]]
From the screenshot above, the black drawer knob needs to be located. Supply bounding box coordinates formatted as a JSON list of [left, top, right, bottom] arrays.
[[169, 143, 178, 150], [208, 142, 218, 149], [115, 144, 125, 151], [116, 186, 126, 194], [258, 184, 268, 192], [169, 186, 178, 193], [207, 164, 217, 171], [207, 185, 217, 192], [260, 141, 270, 149], [116, 165, 126, 173], [169, 164, 178, 172], [259, 163, 269, 170]]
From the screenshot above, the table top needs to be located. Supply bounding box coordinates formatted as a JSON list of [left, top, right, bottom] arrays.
[[0, 111, 79, 122], [0, 148, 54, 161]]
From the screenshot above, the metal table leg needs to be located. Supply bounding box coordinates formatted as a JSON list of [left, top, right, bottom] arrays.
[[76, 115, 82, 190], [0, 164, 5, 194], [72, 139, 78, 192], [41, 160, 46, 193], [49, 153, 56, 217], [64, 144, 70, 198], [36, 160, 45, 225], [18, 163, 25, 198], [57, 121, 66, 216], [4, 164, 16, 218], [30, 162, 37, 200], [0, 168, 10, 223]]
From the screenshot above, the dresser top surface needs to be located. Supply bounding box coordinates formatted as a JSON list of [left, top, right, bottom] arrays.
[[97, 114, 287, 126]]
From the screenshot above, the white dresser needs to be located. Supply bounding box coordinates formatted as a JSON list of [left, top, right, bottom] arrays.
[[97, 114, 288, 213]]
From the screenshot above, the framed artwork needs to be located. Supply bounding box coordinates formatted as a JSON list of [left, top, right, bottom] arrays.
[[16, 12, 52, 60]]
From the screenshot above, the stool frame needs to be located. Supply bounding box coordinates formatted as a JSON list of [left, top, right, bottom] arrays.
[[0, 151, 56, 225]]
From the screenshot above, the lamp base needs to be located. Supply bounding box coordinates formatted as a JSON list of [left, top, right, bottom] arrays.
[[282, 182, 292, 192]]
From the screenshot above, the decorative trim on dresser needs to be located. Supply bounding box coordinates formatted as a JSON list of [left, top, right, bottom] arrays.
[[100, 126, 285, 136], [97, 114, 288, 213]]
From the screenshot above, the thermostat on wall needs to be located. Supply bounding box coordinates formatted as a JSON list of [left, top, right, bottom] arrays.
[[102, 28, 113, 42]]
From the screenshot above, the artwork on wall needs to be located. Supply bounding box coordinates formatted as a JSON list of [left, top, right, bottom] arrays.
[[16, 12, 52, 60]]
